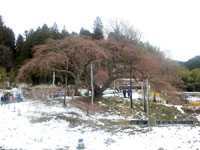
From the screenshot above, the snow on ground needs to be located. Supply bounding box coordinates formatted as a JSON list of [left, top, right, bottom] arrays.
[[187, 96, 200, 102], [175, 105, 185, 114], [196, 115, 200, 122], [165, 104, 185, 114], [118, 92, 142, 100], [1, 100, 200, 150], [132, 92, 142, 99]]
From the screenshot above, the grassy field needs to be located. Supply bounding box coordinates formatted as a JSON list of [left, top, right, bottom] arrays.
[[70, 96, 199, 127]]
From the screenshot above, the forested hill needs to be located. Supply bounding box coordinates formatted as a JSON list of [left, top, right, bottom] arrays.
[[180, 55, 200, 92], [0, 14, 185, 100], [180, 55, 200, 70]]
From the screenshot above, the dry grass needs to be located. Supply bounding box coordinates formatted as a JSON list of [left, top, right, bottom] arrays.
[[188, 101, 200, 106], [182, 106, 200, 115], [69, 97, 102, 114]]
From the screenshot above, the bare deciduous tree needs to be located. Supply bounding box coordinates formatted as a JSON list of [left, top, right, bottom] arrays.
[[105, 19, 142, 44]]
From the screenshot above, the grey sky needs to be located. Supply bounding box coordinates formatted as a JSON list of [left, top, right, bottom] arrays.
[[0, 0, 200, 61]]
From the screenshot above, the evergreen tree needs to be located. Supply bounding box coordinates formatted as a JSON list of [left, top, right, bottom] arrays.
[[79, 28, 92, 37], [61, 26, 69, 37], [0, 16, 15, 54], [15, 34, 24, 65], [2, 27, 15, 60], [71, 31, 78, 36], [0, 15, 4, 42], [183, 55, 200, 70], [0, 15, 15, 70], [17, 26, 53, 65], [0, 15, 3, 26], [0, 45, 13, 70], [24, 30, 29, 39], [92, 17, 104, 40], [42, 24, 49, 30], [50, 22, 63, 39]]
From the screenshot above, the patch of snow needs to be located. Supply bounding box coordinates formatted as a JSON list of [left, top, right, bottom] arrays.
[[103, 90, 119, 97], [1, 99, 200, 150], [132, 92, 142, 99], [175, 105, 185, 114], [187, 96, 200, 101], [119, 92, 142, 100], [98, 101, 106, 106], [165, 104, 185, 114], [196, 115, 200, 122]]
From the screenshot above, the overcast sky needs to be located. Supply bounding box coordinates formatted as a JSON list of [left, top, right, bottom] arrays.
[[0, 0, 200, 61]]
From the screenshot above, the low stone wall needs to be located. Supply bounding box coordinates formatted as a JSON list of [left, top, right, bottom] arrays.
[[131, 120, 194, 125]]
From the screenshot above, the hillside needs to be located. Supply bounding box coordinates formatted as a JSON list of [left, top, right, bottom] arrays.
[[181, 55, 200, 70]]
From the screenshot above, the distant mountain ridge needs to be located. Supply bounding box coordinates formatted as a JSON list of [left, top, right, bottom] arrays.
[[180, 55, 200, 70]]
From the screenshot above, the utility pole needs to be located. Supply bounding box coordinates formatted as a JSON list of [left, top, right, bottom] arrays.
[[146, 78, 149, 117], [91, 62, 94, 106], [143, 79, 147, 113], [143, 78, 149, 116], [113, 48, 116, 100], [64, 60, 68, 106], [72, 85, 75, 101], [52, 71, 55, 86], [142, 83, 144, 108], [113, 68, 116, 99], [130, 60, 133, 108], [0, 75, 1, 88]]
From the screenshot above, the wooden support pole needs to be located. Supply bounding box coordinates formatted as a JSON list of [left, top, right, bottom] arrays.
[[52, 71, 55, 86], [64, 61, 68, 106], [146, 78, 149, 117], [91, 62, 94, 106], [72, 85, 75, 101], [130, 60, 133, 108]]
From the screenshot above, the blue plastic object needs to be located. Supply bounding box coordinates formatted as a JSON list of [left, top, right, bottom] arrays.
[[77, 138, 85, 149], [78, 138, 83, 142]]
